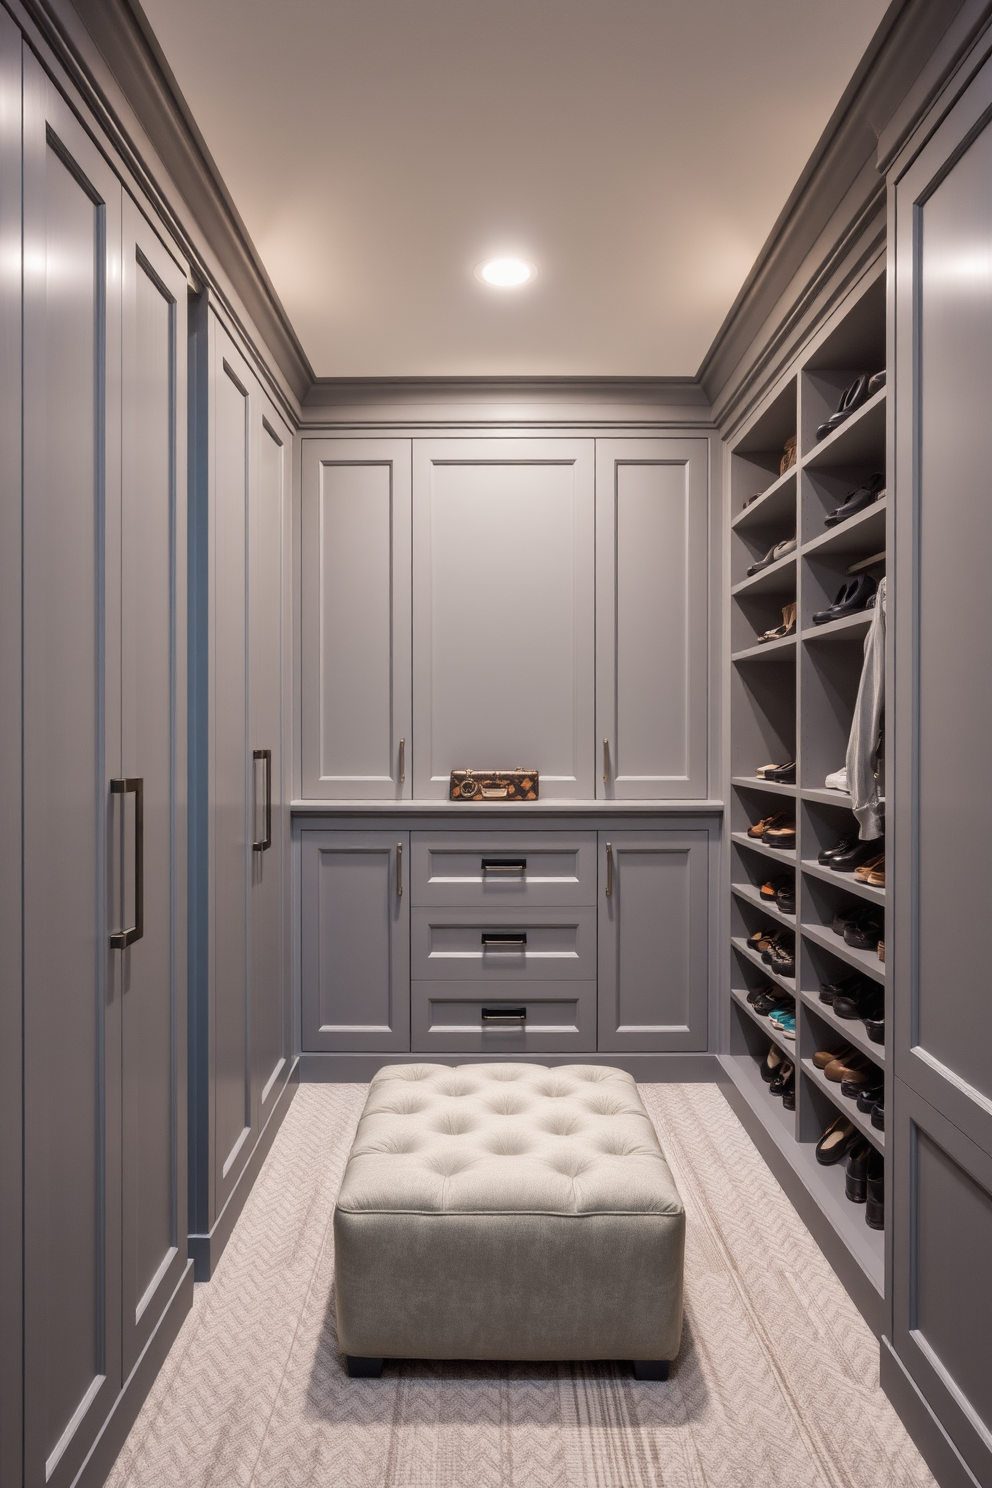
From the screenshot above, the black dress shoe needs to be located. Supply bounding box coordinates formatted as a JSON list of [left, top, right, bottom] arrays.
[[823, 472, 885, 527], [832, 981, 882, 1020], [775, 886, 795, 915], [818, 833, 858, 866], [866, 1150, 884, 1229], [818, 973, 861, 1005], [781, 1072, 796, 1110], [864, 1008, 884, 1044], [816, 1116, 858, 1165], [816, 374, 872, 441], [844, 909, 883, 950], [828, 836, 884, 871], [846, 1141, 872, 1202], [832, 907, 861, 938], [746, 979, 775, 1004], [752, 989, 793, 1016], [857, 1081, 884, 1114], [812, 573, 877, 625], [762, 761, 796, 784], [871, 1097, 884, 1131]]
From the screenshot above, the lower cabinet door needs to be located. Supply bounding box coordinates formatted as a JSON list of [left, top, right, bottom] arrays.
[[411, 981, 597, 1053], [598, 830, 709, 1051], [301, 830, 410, 1051]]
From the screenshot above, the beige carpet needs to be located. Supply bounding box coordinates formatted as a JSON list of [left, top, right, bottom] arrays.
[[106, 1081, 936, 1488]]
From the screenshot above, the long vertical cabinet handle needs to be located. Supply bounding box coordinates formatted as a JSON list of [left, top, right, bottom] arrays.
[[603, 738, 610, 785], [605, 841, 613, 899], [110, 777, 144, 948], [252, 749, 272, 852], [396, 843, 404, 897], [398, 738, 406, 784]]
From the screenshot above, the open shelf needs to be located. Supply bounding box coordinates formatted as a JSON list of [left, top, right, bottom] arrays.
[[802, 498, 887, 560], [732, 935, 796, 994], [731, 551, 796, 597], [730, 831, 797, 865], [731, 987, 796, 1058], [800, 786, 853, 805], [732, 880, 796, 927], [801, 610, 874, 643], [801, 389, 886, 471], [730, 775, 796, 797], [801, 857, 884, 906], [801, 922, 885, 983], [731, 466, 797, 533], [800, 988, 885, 1067], [801, 1059, 885, 1154], [732, 634, 796, 663]]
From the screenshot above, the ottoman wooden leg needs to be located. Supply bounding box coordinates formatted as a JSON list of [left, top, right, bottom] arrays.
[[346, 1356, 385, 1378], [632, 1360, 670, 1381]]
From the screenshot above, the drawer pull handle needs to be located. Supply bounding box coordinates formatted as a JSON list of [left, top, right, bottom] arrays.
[[482, 1006, 527, 1023], [396, 842, 403, 897], [606, 841, 614, 898], [481, 932, 527, 949], [481, 858, 527, 874]]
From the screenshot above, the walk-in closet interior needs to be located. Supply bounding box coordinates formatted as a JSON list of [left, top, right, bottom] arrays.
[[2, 1, 992, 1485]]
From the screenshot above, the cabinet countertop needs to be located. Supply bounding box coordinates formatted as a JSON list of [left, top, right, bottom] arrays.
[[291, 799, 724, 817]]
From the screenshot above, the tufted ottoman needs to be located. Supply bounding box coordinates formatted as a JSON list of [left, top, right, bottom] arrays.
[[333, 1063, 685, 1379]]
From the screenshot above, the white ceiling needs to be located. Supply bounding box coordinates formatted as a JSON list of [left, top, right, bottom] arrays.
[[140, 0, 890, 379]]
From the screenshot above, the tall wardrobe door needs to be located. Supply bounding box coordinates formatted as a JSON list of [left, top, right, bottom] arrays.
[[210, 328, 252, 1210], [596, 439, 709, 799], [119, 200, 189, 1376], [413, 439, 595, 799], [891, 61, 992, 1483], [21, 59, 123, 1488], [300, 438, 412, 799], [250, 406, 290, 1122]]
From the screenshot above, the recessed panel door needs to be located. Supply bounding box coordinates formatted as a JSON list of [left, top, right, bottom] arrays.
[[301, 439, 412, 799], [301, 831, 410, 1051], [597, 831, 709, 1051], [119, 200, 188, 1377], [413, 439, 595, 799], [250, 407, 290, 1121], [596, 439, 709, 799], [21, 59, 123, 1488]]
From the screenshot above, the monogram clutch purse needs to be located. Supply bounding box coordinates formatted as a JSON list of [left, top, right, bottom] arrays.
[[449, 768, 539, 802]]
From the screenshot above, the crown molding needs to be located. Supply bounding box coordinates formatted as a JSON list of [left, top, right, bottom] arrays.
[[14, 0, 313, 410]]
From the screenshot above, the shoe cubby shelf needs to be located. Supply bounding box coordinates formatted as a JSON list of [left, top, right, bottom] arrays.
[[730, 831, 797, 865], [732, 935, 797, 995], [731, 988, 796, 1058], [801, 1058, 885, 1155], [800, 387, 886, 472], [801, 858, 885, 907], [801, 922, 885, 984], [731, 881, 796, 928], [727, 263, 888, 1318], [799, 989, 885, 1068]]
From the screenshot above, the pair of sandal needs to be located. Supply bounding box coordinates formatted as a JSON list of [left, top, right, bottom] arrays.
[[757, 602, 796, 644], [854, 853, 885, 887]]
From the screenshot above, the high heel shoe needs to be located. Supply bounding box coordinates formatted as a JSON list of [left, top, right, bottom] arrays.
[[757, 602, 797, 644]]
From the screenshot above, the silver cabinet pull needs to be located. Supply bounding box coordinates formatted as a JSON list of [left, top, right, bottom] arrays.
[[110, 777, 144, 948], [398, 737, 406, 784], [603, 738, 610, 785], [481, 858, 526, 874], [252, 749, 272, 851], [482, 1006, 526, 1023], [605, 841, 613, 899], [396, 842, 403, 897], [481, 933, 527, 949]]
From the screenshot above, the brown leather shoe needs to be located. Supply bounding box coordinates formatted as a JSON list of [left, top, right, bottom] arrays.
[[813, 1045, 853, 1070], [824, 1051, 872, 1083], [748, 811, 787, 838]]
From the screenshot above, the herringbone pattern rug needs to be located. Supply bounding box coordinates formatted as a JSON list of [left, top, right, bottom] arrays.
[[106, 1082, 936, 1488]]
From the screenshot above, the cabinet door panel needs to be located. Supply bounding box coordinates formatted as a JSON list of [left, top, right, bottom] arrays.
[[251, 408, 290, 1118], [21, 60, 123, 1488], [301, 439, 411, 798], [596, 440, 709, 799], [119, 203, 188, 1376], [413, 440, 595, 799], [301, 832, 410, 1051], [598, 831, 709, 1051], [210, 335, 251, 1204]]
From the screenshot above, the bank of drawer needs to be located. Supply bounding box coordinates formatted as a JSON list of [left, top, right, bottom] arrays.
[[411, 906, 596, 982], [410, 832, 596, 906], [411, 980, 596, 1053]]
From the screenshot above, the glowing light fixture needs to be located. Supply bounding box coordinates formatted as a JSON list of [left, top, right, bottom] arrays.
[[476, 257, 536, 287]]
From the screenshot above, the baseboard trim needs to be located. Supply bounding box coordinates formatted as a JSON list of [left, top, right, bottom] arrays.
[[188, 1056, 300, 1280], [717, 1057, 886, 1337], [72, 1259, 194, 1488], [299, 1051, 719, 1083], [879, 1338, 983, 1488]]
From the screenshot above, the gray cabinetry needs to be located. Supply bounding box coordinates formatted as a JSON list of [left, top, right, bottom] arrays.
[[300, 831, 411, 1051], [598, 831, 709, 1051], [18, 52, 191, 1488], [188, 304, 293, 1277], [889, 56, 992, 1487], [300, 439, 412, 799], [596, 440, 710, 800]]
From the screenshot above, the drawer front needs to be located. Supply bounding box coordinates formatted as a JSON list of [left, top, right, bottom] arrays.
[[410, 831, 597, 906], [411, 905, 596, 982], [411, 980, 597, 1052]]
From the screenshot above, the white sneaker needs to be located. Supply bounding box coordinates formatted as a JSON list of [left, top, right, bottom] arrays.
[[825, 766, 849, 792]]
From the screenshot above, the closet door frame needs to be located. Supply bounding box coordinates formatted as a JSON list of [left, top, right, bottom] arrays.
[[300, 437, 412, 800], [595, 438, 709, 800], [21, 55, 124, 1488]]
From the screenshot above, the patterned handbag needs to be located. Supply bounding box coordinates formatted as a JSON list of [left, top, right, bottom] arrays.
[[449, 768, 539, 802]]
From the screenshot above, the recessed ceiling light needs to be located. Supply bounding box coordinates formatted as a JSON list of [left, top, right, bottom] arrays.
[[476, 257, 536, 287]]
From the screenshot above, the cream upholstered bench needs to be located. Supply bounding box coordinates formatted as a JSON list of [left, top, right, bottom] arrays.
[[333, 1063, 685, 1379]]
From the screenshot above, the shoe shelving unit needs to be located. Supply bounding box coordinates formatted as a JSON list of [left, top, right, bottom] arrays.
[[720, 267, 889, 1333]]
